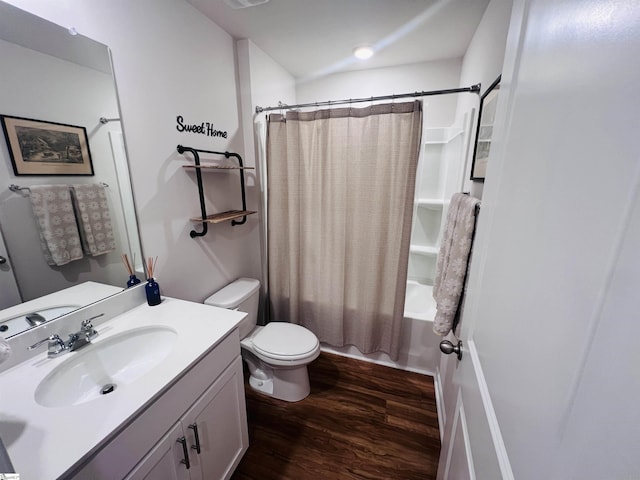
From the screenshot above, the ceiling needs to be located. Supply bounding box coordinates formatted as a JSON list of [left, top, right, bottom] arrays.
[[186, 0, 490, 80]]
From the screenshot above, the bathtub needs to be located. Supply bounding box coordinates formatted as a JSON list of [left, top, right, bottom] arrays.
[[321, 280, 441, 375]]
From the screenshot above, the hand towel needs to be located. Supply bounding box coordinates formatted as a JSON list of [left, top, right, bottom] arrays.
[[29, 185, 83, 266], [71, 183, 116, 256], [433, 193, 480, 336], [0, 336, 11, 364]]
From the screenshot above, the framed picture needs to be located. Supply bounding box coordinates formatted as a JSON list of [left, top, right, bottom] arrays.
[[470, 75, 501, 181], [1, 115, 94, 176]]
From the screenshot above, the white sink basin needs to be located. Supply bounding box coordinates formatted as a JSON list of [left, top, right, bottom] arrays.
[[34, 326, 177, 408]]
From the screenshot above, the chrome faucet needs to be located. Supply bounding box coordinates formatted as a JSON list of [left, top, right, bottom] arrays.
[[67, 316, 101, 352], [28, 334, 67, 357], [28, 314, 103, 357]]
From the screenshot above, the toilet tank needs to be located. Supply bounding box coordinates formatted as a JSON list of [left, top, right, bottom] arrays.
[[204, 278, 260, 339]]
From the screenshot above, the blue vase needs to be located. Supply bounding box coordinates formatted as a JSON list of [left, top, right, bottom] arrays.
[[126, 274, 141, 288], [145, 278, 161, 306]]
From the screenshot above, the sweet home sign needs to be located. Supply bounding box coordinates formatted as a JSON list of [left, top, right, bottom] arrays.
[[176, 115, 227, 139]]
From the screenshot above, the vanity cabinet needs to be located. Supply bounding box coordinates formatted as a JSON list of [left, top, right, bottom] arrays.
[[126, 357, 247, 480], [71, 329, 248, 480]]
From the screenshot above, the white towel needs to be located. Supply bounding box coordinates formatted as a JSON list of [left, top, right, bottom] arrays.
[[433, 193, 480, 336], [71, 184, 116, 256], [0, 336, 12, 364], [29, 185, 83, 266]]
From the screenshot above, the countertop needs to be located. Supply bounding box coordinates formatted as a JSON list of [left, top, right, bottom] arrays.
[[0, 297, 244, 479]]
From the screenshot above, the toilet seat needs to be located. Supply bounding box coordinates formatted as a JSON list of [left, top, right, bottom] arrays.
[[252, 322, 319, 361]]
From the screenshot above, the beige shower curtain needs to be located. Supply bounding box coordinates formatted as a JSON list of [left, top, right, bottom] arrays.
[[267, 101, 422, 360]]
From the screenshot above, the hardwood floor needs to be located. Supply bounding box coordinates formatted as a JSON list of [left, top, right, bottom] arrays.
[[231, 352, 440, 480]]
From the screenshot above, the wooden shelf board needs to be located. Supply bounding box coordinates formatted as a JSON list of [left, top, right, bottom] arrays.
[[190, 210, 257, 224], [183, 165, 255, 170]]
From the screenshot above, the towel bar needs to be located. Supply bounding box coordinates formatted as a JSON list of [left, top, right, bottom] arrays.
[[9, 182, 109, 194]]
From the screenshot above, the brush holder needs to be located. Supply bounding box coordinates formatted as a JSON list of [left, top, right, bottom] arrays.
[[126, 274, 141, 288], [145, 278, 161, 306]]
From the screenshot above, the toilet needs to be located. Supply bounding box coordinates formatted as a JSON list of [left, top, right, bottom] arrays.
[[205, 278, 320, 402]]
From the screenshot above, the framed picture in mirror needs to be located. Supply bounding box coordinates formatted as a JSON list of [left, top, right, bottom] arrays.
[[470, 75, 501, 181], [1, 115, 94, 176]]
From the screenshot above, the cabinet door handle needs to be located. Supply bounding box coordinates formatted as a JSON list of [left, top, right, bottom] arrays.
[[177, 436, 190, 469], [188, 423, 201, 454]]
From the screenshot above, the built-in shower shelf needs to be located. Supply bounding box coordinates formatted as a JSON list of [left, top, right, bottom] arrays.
[[416, 198, 448, 209], [182, 165, 255, 170], [190, 210, 257, 224], [410, 245, 439, 256], [423, 127, 463, 144]]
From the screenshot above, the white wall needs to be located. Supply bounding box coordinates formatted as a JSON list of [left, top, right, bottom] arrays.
[[0, 39, 130, 301], [456, 0, 514, 195], [4, 0, 263, 302], [236, 38, 296, 322], [297, 59, 462, 129]]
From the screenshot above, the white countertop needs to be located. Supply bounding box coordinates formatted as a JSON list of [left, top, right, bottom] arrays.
[[0, 297, 245, 480]]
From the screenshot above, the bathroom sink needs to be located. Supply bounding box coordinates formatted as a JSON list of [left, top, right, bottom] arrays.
[[34, 326, 177, 408]]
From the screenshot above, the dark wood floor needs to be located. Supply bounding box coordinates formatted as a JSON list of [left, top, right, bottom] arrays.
[[232, 352, 440, 480]]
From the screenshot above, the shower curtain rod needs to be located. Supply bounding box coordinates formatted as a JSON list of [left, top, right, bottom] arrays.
[[255, 83, 481, 114]]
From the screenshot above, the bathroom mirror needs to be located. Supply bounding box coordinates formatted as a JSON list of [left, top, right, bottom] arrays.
[[0, 1, 143, 337]]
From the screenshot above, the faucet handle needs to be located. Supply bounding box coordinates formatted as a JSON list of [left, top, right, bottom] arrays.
[[81, 314, 102, 341], [28, 334, 61, 350], [28, 334, 66, 356], [82, 313, 104, 330]]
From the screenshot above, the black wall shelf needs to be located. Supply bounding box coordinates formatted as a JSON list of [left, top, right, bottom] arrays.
[[177, 145, 256, 238]]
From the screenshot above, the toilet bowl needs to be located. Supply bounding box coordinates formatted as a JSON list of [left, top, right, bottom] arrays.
[[205, 278, 320, 402]]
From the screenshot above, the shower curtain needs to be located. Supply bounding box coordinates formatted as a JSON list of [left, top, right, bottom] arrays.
[[266, 101, 422, 360]]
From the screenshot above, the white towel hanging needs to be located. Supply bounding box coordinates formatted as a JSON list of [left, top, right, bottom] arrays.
[[29, 185, 83, 266], [71, 183, 116, 257], [432, 193, 480, 336]]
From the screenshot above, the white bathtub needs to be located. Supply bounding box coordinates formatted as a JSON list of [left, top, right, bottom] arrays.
[[321, 280, 441, 375]]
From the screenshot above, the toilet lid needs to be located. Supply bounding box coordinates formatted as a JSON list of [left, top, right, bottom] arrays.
[[252, 323, 319, 358]]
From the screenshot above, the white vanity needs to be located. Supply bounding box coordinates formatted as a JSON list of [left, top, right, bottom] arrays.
[[0, 289, 249, 479]]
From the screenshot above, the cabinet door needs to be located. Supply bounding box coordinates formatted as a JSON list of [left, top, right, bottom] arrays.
[[183, 356, 249, 480], [125, 422, 191, 480]]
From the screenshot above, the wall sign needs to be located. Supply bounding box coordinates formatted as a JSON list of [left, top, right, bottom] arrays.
[[176, 115, 227, 139]]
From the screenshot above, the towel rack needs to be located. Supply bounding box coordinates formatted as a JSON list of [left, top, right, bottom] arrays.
[[9, 182, 109, 193], [462, 191, 481, 214], [177, 145, 256, 238]]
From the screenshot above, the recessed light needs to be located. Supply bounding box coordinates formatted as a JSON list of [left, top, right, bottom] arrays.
[[353, 46, 374, 60]]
